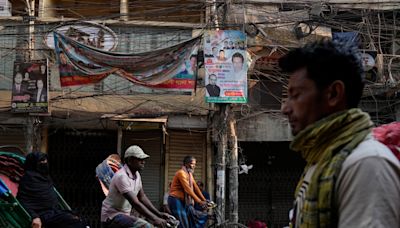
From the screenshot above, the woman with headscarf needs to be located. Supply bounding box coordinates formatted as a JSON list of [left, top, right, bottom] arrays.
[[17, 152, 86, 228]]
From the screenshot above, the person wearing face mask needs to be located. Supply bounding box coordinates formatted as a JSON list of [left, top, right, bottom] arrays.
[[17, 152, 86, 228], [168, 156, 208, 228]]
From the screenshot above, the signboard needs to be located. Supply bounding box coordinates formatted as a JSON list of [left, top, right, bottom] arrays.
[[204, 30, 248, 103], [45, 21, 118, 51], [11, 60, 49, 113]]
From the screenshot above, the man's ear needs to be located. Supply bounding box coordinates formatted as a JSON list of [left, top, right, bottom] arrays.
[[325, 80, 346, 108]]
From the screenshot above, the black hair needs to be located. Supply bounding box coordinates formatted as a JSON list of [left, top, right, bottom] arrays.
[[279, 38, 364, 108], [183, 155, 196, 165], [232, 52, 244, 62], [190, 54, 197, 59]]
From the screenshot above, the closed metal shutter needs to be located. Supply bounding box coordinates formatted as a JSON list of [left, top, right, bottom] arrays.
[[48, 129, 118, 228], [167, 130, 206, 186], [238, 142, 305, 227], [0, 126, 26, 152], [122, 130, 162, 207]]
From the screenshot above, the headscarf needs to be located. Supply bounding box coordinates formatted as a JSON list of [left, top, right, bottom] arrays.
[[17, 152, 59, 218], [23, 152, 49, 174]]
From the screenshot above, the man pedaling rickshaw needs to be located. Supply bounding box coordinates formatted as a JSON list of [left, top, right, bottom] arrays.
[[99, 145, 178, 228]]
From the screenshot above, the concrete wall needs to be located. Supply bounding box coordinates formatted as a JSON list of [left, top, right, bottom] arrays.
[[237, 112, 292, 142], [168, 115, 207, 129]]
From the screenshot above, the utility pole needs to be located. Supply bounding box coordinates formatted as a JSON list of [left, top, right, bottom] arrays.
[[210, 0, 228, 223], [25, 0, 38, 154], [27, 0, 35, 60], [228, 113, 239, 224], [211, 0, 241, 225], [225, 0, 240, 225], [215, 104, 228, 224], [120, 0, 129, 21]]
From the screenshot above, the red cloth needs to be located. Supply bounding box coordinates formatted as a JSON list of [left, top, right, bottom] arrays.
[[247, 220, 267, 228], [0, 174, 19, 196], [372, 122, 400, 160]]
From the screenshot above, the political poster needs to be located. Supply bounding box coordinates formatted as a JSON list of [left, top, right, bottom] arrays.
[[54, 32, 200, 93], [204, 30, 247, 103], [11, 60, 49, 113]]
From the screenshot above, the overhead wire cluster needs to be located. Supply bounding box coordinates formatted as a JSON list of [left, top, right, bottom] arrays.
[[0, 1, 399, 125], [242, 5, 399, 124]]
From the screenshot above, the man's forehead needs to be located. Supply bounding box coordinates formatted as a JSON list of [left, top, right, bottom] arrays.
[[288, 68, 311, 87]]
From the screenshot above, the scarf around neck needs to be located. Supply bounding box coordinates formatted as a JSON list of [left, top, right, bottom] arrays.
[[182, 165, 194, 205], [290, 108, 373, 228]]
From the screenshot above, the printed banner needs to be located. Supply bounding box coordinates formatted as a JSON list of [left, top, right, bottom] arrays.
[[204, 30, 247, 103], [45, 21, 118, 51], [54, 32, 200, 92], [11, 60, 49, 113], [150, 50, 198, 91]]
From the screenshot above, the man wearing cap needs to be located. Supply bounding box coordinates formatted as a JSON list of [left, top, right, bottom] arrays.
[[101, 145, 169, 228]]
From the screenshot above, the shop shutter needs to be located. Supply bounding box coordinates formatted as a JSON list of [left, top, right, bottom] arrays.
[[48, 129, 118, 228], [122, 130, 162, 207], [0, 126, 26, 152], [167, 130, 206, 186]]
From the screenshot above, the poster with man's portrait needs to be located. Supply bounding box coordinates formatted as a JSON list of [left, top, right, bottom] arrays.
[[11, 60, 49, 113], [204, 30, 247, 103], [360, 50, 378, 83]]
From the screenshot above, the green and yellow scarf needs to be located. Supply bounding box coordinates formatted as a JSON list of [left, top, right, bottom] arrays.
[[290, 108, 373, 228]]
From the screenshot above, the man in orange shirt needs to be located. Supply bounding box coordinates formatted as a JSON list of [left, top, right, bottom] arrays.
[[168, 156, 208, 228]]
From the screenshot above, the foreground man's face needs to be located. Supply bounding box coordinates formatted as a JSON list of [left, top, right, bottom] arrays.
[[281, 68, 325, 135]]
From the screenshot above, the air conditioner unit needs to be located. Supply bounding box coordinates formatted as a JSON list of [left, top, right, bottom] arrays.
[[0, 0, 11, 17], [392, 39, 400, 55]]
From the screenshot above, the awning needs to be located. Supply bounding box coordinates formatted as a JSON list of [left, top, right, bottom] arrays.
[[102, 114, 169, 147], [101, 114, 168, 132], [102, 114, 168, 123]]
